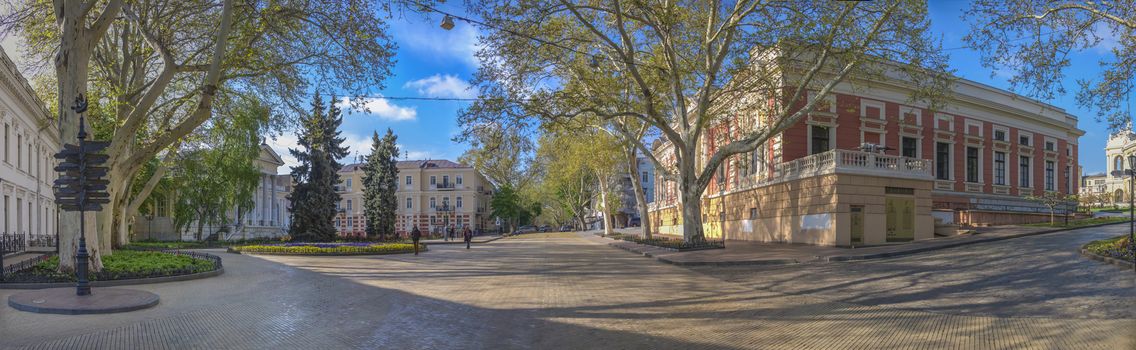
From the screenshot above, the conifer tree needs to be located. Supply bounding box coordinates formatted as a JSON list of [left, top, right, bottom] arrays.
[[288, 93, 349, 241], [363, 129, 399, 239]]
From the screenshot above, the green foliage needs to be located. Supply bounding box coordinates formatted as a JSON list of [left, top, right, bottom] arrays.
[[171, 98, 267, 240], [16, 251, 215, 282], [362, 129, 399, 239], [288, 93, 349, 242], [963, 1, 1135, 130], [230, 243, 423, 255], [1084, 235, 1134, 261], [491, 184, 539, 231], [1022, 216, 1129, 228]]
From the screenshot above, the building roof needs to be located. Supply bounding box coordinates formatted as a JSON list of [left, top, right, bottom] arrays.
[[339, 159, 471, 173]]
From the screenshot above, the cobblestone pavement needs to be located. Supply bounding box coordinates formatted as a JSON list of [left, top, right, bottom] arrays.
[[1, 232, 1132, 349], [698, 223, 1136, 320]]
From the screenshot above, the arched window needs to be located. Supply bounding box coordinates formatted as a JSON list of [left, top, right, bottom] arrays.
[[1116, 156, 1125, 173]]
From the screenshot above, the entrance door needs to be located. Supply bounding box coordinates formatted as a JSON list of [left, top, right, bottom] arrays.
[[885, 197, 915, 242], [850, 206, 864, 245]]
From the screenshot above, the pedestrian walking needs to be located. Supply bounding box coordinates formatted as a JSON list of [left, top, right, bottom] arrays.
[[410, 225, 422, 255], [463, 226, 473, 249]]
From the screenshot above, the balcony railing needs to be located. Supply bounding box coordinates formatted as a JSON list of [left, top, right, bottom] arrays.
[[431, 182, 457, 190], [733, 149, 931, 192]]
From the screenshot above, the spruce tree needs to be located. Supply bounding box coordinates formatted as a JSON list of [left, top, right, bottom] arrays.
[[363, 128, 399, 240], [287, 93, 349, 242]]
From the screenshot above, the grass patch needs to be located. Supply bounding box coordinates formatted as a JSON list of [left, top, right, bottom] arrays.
[[1022, 216, 1129, 228], [230, 242, 422, 255], [5, 250, 217, 283], [1084, 235, 1133, 261]]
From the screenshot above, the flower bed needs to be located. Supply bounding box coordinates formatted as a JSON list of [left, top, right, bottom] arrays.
[[2, 250, 220, 283], [618, 235, 724, 251], [1084, 235, 1134, 261], [229, 242, 424, 255]]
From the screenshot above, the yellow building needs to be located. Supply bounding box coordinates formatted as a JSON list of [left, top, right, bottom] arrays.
[[336, 159, 496, 237]]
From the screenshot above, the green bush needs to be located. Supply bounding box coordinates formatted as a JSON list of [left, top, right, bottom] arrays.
[[230, 243, 423, 255], [1084, 235, 1134, 261], [9, 250, 216, 282]]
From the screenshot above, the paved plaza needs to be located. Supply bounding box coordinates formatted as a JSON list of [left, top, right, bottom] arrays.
[[1, 226, 1133, 349]]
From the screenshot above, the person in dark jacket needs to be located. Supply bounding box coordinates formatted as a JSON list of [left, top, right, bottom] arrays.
[[463, 226, 473, 249], [410, 225, 422, 255]]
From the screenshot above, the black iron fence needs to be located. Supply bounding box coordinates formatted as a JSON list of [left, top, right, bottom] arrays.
[[0, 233, 26, 255], [27, 234, 57, 248], [0, 253, 54, 281]]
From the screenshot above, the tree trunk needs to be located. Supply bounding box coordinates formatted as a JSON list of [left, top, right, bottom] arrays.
[[597, 178, 614, 236], [55, 0, 103, 272], [679, 178, 706, 242], [624, 147, 652, 239]]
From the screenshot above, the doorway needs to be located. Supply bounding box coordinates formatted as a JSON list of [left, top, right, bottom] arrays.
[[850, 205, 864, 245], [885, 197, 915, 242]]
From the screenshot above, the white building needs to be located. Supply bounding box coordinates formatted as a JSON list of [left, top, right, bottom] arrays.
[[136, 144, 291, 240], [0, 48, 59, 251], [1104, 129, 1136, 204]]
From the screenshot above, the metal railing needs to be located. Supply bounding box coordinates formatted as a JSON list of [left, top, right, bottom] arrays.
[[28, 234, 57, 248], [1, 233, 25, 255], [0, 250, 222, 283]]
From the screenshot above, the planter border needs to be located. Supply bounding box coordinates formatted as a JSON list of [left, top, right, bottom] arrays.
[[227, 244, 426, 256], [1079, 249, 1134, 269], [0, 267, 224, 289]]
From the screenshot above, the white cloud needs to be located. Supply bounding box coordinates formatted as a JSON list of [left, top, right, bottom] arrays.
[[266, 134, 300, 174], [393, 18, 481, 67], [1092, 22, 1122, 54], [403, 74, 475, 99], [339, 96, 417, 121]]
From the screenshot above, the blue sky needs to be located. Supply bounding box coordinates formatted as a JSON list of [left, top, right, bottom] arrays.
[[0, 2, 1125, 175], [296, 1, 1124, 176]]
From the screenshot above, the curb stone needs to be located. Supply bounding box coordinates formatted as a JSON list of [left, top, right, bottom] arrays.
[[824, 221, 1130, 262], [599, 221, 1131, 265], [1079, 247, 1135, 270], [0, 268, 225, 290]]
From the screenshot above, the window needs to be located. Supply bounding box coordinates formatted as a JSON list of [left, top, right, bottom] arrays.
[[16, 134, 21, 170], [1116, 156, 1125, 173], [993, 129, 1007, 141], [406, 197, 412, 209], [1065, 165, 1072, 193], [1020, 156, 1031, 188], [456, 175, 463, 185], [1045, 161, 1055, 191], [641, 171, 649, 183], [3, 124, 7, 163], [430, 176, 436, 185], [966, 147, 979, 183], [406, 176, 412, 185], [346, 199, 353, 212], [430, 197, 436, 208], [1045, 141, 1055, 151], [442, 197, 449, 207], [1019, 135, 1031, 146], [442, 175, 449, 185], [994, 152, 1006, 185], [749, 208, 757, 220], [810, 125, 830, 155], [346, 178, 352, 191], [935, 142, 951, 180], [901, 137, 918, 158], [456, 196, 463, 208]]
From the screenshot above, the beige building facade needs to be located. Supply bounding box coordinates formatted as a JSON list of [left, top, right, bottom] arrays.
[[1105, 129, 1136, 205], [335, 159, 495, 237]]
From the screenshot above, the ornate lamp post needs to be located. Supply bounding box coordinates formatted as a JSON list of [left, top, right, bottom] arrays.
[[1109, 155, 1136, 273]]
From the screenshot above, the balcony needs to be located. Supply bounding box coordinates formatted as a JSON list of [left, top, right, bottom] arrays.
[[731, 149, 932, 194], [431, 182, 457, 190]]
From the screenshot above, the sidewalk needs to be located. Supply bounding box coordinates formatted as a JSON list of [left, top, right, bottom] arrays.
[[421, 235, 503, 245], [591, 222, 1128, 266]]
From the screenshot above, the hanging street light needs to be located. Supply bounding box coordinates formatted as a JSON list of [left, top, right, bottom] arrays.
[[440, 15, 455, 30]]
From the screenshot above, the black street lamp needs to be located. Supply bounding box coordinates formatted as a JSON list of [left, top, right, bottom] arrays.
[[1109, 154, 1136, 273]]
